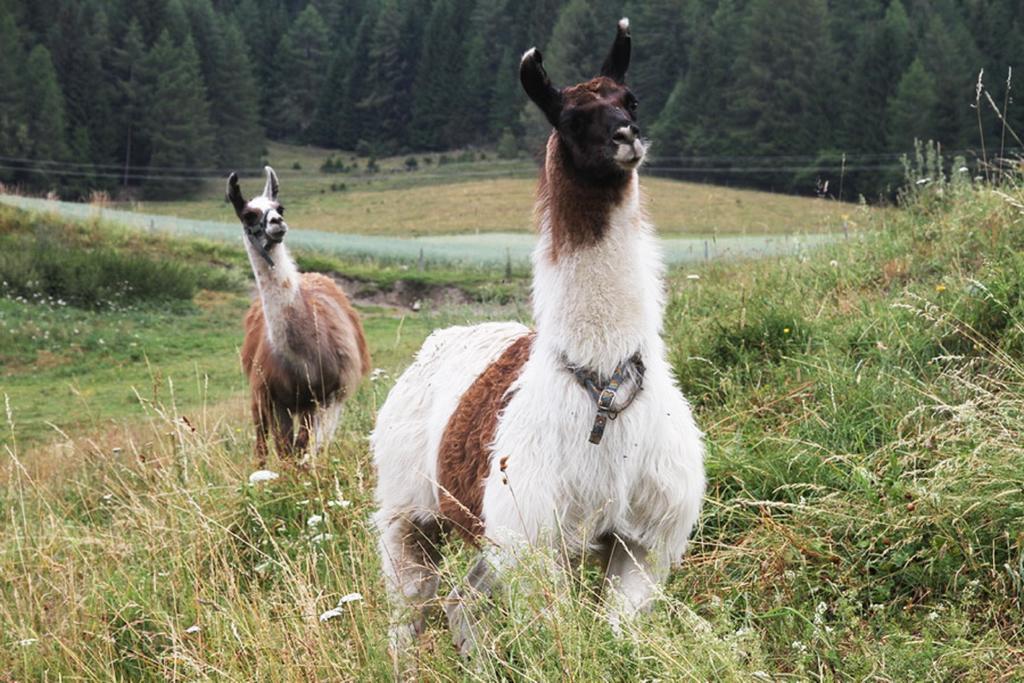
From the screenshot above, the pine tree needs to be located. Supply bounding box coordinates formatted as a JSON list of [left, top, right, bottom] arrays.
[[336, 11, 377, 149], [545, 0, 619, 86], [650, 0, 743, 163], [360, 0, 418, 153], [409, 0, 468, 149], [47, 2, 116, 187], [887, 57, 939, 152], [489, 48, 522, 139], [234, 0, 288, 131], [210, 21, 265, 168], [917, 11, 982, 149], [0, 1, 25, 174], [454, 0, 517, 146], [727, 0, 833, 191], [111, 19, 148, 189], [842, 0, 911, 152], [311, 40, 354, 148], [21, 45, 68, 184], [271, 4, 330, 140], [622, 0, 690, 122], [143, 32, 214, 197]]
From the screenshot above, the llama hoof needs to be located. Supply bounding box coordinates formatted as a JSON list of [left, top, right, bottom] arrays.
[[388, 622, 422, 670], [388, 622, 419, 653], [446, 601, 480, 658]]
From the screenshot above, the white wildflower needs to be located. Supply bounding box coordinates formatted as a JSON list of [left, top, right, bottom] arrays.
[[311, 533, 334, 544], [248, 470, 279, 484], [327, 499, 351, 509], [686, 274, 700, 280], [370, 368, 387, 382], [184, 625, 201, 635], [17, 638, 38, 647], [319, 593, 363, 622], [306, 514, 324, 527], [829, 260, 838, 268]]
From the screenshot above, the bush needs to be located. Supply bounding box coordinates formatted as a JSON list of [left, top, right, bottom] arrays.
[[497, 128, 520, 159], [0, 231, 202, 309]]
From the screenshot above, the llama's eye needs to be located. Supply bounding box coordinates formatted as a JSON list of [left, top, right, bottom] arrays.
[[628, 97, 639, 112], [277, 205, 285, 216]]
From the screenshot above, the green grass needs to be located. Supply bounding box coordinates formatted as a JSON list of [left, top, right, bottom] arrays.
[[2, 178, 1023, 679], [116, 141, 861, 237]]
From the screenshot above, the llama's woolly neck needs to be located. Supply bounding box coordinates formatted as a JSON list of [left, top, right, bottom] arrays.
[[536, 134, 630, 262], [244, 238, 303, 353], [532, 135, 666, 376]]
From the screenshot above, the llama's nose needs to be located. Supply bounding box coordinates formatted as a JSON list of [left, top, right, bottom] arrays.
[[613, 124, 639, 145], [266, 221, 287, 241]]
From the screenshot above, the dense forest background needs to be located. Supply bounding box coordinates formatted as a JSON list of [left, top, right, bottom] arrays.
[[0, 0, 1021, 200]]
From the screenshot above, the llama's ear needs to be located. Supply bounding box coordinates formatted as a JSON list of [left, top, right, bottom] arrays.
[[600, 18, 631, 83], [226, 172, 246, 218], [262, 166, 279, 200], [520, 48, 562, 127]]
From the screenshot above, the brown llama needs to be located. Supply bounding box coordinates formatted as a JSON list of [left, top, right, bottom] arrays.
[[227, 167, 370, 466]]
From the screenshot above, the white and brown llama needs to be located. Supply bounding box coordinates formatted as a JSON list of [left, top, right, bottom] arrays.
[[227, 167, 370, 466], [371, 19, 705, 656]]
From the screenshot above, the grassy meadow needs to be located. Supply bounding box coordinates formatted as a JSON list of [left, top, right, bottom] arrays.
[[115, 142, 859, 237], [2, 169, 1024, 680]]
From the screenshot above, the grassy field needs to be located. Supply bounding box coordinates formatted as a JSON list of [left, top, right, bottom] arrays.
[[2, 172, 1023, 679], [117, 142, 859, 237]]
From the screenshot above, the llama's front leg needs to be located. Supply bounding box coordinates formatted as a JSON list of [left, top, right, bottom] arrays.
[[376, 512, 442, 665], [445, 548, 510, 658], [603, 536, 669, 635], [293, 411, 314, 467], [251, 397, 270, 468]]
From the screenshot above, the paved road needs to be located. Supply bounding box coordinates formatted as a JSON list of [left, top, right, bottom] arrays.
[[1, 194, 834, 267]]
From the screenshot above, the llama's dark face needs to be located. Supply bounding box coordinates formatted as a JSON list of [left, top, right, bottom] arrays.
[[226, 167, 288, 266], [521, 19, 646, 182]]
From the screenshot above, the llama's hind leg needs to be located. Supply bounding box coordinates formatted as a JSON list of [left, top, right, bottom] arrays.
[[602, 536, 669, 635], [445, 548, 513, 658], [376, 511, 442, 658]]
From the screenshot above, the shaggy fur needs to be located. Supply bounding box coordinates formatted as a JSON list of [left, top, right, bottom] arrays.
[[372, 19, 704, 659], [438, 333, 535, 543], [242, 272, 370, 463], [539, 129, 627, 261], [232, 168, 370, 465]]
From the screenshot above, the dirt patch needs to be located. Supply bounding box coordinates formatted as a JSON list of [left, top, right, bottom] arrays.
[[329, 274, 474, 310]]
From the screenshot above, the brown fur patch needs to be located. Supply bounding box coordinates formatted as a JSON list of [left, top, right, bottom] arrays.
[[538, 132, 629, 262], [242, 272, 370, 462], [437, 333, 534, 543]]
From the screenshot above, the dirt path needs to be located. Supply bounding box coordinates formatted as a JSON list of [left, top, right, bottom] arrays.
[[0, 194, 835, 267]]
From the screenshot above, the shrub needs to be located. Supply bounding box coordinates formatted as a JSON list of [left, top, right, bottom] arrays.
[[0, 230, 206, 309], [497, 128, 520, 159]]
